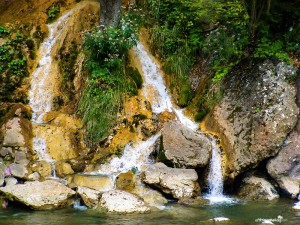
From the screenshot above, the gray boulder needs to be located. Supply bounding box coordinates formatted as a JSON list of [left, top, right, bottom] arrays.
[[237, 175, 279, 200], [0, 180, 75, 210], [276, 177, 299, 199], [99, 190, 150, 213], [204, 61, 299, 179], [142, 163, 200, 199], [77, 186, 102, 209], [160, 121, 211, 168]]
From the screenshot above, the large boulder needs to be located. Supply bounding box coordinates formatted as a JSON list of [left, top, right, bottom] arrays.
[[237, 175, 279, 200], [142, 163, 200, 199], [266, 129, 300, 198], [204, 61, 299, 179], [0, 180, 75, 210], [160, 121, 211, 168], [99, 190, 150, 213], [267, 130, 300, 179]]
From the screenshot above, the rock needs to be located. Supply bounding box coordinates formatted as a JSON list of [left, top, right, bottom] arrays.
[[142, 163, 200, 199], [0, 180, 75, 210], [55, 161, 74, 177], [77, 186, 102, 208], [32, 124, 80, 160], [266, 130, 300, 198], [1, 117, 32, 147], [131, 184, 168, 207], [267, 130, 300, 179], [160, 121, 211, 168], [204, 61, 299, 179], [116, 171, 135, 191], [141, 119, 158, 137], [237, 175, 279, 200], [42, 112, 83, 129], [31, 161, 52, 178], [276, 177, 299, 199], [4, 177, 18, 186], [72, 174, 114, 191], [9, 163, 28, 179], [28, 172, 40, 181], [0, 163, 5, 186], [99, 190, 150, 213], [14, 151, 29, 164]]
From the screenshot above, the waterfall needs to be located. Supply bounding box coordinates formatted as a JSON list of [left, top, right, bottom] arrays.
[[93, 42, 199, 177], [204, 138, 235, 203], [28, 8, 76, 177]]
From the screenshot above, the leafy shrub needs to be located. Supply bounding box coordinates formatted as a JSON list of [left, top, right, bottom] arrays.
[[78, 6, 143, 144], [0, 26, 10, 37], [47, 4, 60, 23]]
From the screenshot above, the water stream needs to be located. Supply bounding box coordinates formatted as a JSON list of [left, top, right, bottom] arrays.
[[28, 8, 77, 178]]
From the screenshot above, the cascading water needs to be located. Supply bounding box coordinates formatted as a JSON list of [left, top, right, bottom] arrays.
[[28, 9, 77, 177]]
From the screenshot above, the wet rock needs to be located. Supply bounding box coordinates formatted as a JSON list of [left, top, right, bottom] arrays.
[[55, 161, 74, 178], [4, 177, 17, 186], [276, 177, 299, 199], [99, 190, 150, 213], [237, 175, 279, 200], [77, 186, 102, 208], [9, 163, 28, 179], [141, 119, 158, 137], [160, 121, 211, 168], [0, 180, 75, 210], [72, 174, 114, 191], [142, 163, 200, 199], [32, 124, 83, 160], [116, 171, 135, 191], [204, 61, 299, 179]]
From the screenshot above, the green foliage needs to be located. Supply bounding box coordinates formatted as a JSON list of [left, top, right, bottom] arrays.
[[254, 38, 291, 63], [47, 4, 60, 23], [0, 25, 10, 37], [78, 6, 143, 144]]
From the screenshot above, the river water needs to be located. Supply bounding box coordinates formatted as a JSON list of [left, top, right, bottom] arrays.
[[0, 199, 299, 224]]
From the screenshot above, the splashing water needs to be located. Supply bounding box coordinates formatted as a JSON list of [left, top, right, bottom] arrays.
[[204, 138, 236, 204], [134, 42, 198, 131]]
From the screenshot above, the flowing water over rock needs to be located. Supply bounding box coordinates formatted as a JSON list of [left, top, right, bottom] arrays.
[[28, 8, 79, 177]]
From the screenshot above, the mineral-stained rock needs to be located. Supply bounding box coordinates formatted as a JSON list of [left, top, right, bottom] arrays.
[[204, 61, 299, 179], [31, 161, 52, 178], [237, 175, 279, 200], [0, 162, 5, 186], [160, 121, 211, 168], [55, 161, 74, 178], [77, 186, 102, 208], [99, 190, 150, 213], [72, 174, 114, 191], [142, 163, 200, 199], [0, 180, 75, 210], [116, 171, 135, 191]]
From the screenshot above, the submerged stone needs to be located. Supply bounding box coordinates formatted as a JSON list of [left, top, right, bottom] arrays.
[[237, 175, 279, 200]]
